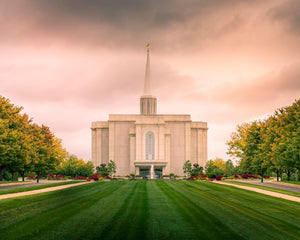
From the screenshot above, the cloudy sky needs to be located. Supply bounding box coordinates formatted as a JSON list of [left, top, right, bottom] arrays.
[[1, 0, 300, 162]]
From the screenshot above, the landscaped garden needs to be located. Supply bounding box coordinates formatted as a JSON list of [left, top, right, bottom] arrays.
[[0, 181, 299, 240]]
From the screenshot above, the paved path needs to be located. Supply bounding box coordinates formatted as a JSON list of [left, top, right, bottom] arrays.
[[215, 181, 300, 203], [243, 182, 300, 193], [0, 180, 69, 190], [0, 181, 91, 200]]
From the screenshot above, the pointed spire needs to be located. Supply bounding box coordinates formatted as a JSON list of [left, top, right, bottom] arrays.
[[144, 43, 151, 96]]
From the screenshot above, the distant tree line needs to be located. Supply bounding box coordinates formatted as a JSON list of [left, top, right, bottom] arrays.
[[205, 157, 237, 178], [55, 154, 94, 177], [0, 96, 94, 182], [0, 96, 68, 182], [226, 99, 300, 181]]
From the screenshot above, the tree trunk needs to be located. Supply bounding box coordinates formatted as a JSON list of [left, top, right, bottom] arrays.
[[36, 172, 40, 183], [0, 167, 3, 181], [276, 170, 279, 181], [261, 170, 264, 183], [20, 171, 25, 181], [11, 171, 15, 181], [287, 170, 291, 181]]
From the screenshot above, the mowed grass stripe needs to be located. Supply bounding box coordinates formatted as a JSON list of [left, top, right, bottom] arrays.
[[0, 181, 126, 240], [157, 181, 244, 239], [171, 181, 300, 240], [0, 181, 300, 240], [147, 181, 193, 240], [46, 181, 141, 240], [185, 181, 300, 237], [98, 181, 149, 240]]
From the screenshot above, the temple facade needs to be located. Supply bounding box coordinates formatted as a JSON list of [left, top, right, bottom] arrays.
[[91, 45, 208, 178]]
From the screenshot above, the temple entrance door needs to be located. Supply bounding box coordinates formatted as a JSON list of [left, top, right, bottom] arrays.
[[139, 167, 150, 179], [154, 167, 163, 179]]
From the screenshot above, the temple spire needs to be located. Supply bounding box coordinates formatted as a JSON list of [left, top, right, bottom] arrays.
[[144, 43, 151, 96], [140, 43, 157, 115]]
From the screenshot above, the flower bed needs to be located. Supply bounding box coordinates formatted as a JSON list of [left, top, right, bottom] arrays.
[[28, 174, 42, 179]]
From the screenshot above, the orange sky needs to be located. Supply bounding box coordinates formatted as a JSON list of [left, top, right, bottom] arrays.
[[1, 0, 300, 162]]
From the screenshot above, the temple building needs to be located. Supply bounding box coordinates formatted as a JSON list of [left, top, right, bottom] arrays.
[[91, 45, 208, 179]]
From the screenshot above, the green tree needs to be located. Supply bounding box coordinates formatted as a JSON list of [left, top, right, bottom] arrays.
[[191, 163, 204, 176], [107, 160, 117, 177], [225, 160, 235, 176], [205, 159, 225, 178], [31, 125, 64, 183], [0, 96, 25, 181], [183, 160, 192, 177]]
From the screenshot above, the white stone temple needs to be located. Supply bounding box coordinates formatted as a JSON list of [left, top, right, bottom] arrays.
[[91, 44, 208, 179]]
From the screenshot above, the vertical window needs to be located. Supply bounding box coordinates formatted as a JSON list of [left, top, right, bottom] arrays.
[[147, 101, 150, 115], [141, 101, 144, 114], [154, 101, 156, 114], [145, 131, 155, 160]]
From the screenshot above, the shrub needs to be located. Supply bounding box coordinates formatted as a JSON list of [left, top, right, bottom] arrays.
[[56, 174, 64, 180], [28, 174, 36, 179], [216, 175, 223, 181], [198, 174, 207, 180], [76, 175, 86, 180], [242, 174, 249, 179], [263, 175, 270, 179]]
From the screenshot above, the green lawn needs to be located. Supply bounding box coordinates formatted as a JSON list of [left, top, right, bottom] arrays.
[[0, 181, 82, 195], [225, 180, 300, 197], [0, 181, 30, 184], [0, 181, 299, 240], [282, 181, 300, 185]]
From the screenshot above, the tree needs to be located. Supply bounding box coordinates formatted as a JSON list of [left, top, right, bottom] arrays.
[[96, 163, 108, 175], [31, 125, 64, 183], [183, 160, 192, 177], [205, 159, 225, 178], [107, 160, 117, 177], [191, 163, 204, 176], [0, 96, 25, 181], [227, 99, 300, 181], [225, 160, 235, 176]]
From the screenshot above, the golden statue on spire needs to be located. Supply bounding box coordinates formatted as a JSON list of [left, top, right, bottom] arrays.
[[147, 43, 150, 51]]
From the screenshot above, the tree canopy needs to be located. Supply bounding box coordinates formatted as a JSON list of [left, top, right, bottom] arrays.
[[0, 96, 67, 181], [227, 99, 300, 181]]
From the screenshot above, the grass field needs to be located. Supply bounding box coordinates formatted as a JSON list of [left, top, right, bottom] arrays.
[[0, 181, 82, 195], [0, 181, 299, 240], [225, 180, 300, 197], [0, 181, 29, 184]]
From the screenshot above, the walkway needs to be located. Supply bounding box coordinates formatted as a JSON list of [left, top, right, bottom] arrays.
[[235, 180, 300, 193], [0, 181, 91, 200], [0, 180, 68, 190], [214, 181, 300, 203]]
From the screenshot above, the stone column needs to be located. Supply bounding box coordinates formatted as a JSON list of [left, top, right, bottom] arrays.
[[109, 122, 115, 161], [185, 122, 191, 161], [130, 133, 136, 174], [164, 133, 171, 175], [136, 124, 142, 161], [91, 129, 97, 167], [158, 124, 165, 161], [96, 129, 102, 167]]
